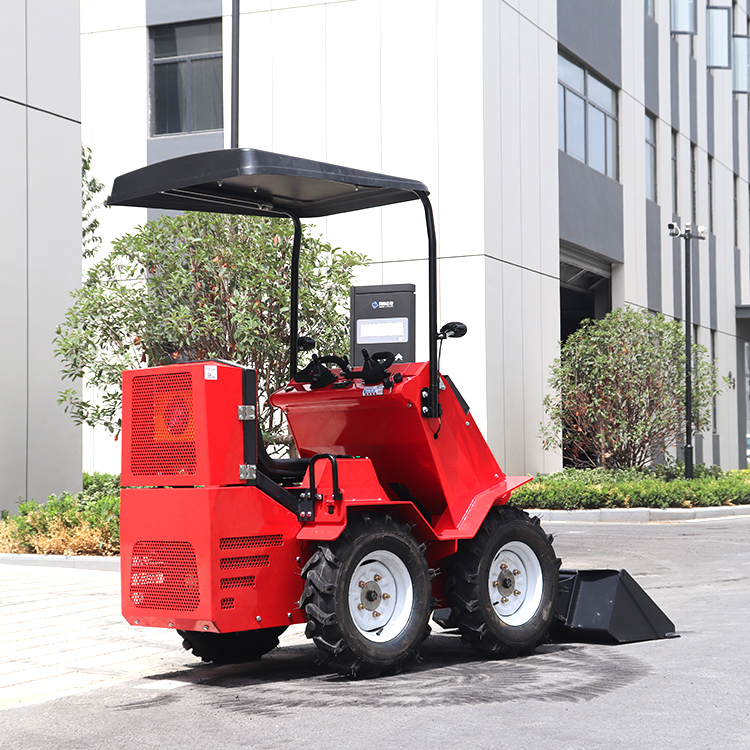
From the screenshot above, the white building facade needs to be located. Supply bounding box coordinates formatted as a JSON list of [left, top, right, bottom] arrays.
[[81, 0, 750, 477], [0, 0, 82, 514]]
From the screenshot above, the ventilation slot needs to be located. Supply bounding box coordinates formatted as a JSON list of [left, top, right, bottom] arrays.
[[219, 555, 270, 570], [220, 576, 256, 590], [130, 541, 200, 611], [130, 372, 197, 477], [220, 598, 235, 610], [219, 535, 283, 550]]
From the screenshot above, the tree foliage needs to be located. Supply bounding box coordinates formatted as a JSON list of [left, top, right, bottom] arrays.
[[55, 212, 367, 448], [81, 146, 106, 259], [540, 307, 722, 469]]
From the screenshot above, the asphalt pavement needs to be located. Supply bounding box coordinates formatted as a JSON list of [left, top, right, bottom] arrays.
[[0, 513, 748, 750]]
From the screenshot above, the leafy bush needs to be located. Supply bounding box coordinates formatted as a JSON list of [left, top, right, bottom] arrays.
[[0, 473, 120, 556], [541, 307, 721, 469], [54, 212, 367, 450], [511, 465, 750, 510]]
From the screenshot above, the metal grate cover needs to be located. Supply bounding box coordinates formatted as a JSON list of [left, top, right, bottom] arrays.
[[219, 555, 270, 570], [130, 372, 197, 477], [130, 541, 200, 611], [220, 576, 256, 590], [219, 535, 283, 550]]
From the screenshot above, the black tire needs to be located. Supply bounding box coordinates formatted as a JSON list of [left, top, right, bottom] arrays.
[[299, 513, 433, 678], [445, 506, 560, 658], [178, 626, 287, 664]]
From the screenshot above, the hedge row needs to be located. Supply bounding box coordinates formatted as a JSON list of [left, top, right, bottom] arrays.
[[511, 465, 750, 510], [1, 466, 748, 556], [0, 473, 120, 556]]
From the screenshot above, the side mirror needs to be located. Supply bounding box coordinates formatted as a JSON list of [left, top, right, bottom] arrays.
[[438, 322, 467, 340], [297, 336, 316, 352]]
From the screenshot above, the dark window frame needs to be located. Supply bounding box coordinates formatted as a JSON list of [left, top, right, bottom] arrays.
[[149, 19, 223, 137], [646, 112, 658, 202], [558, 54, 619, 180], [672, 129, 679, 214]]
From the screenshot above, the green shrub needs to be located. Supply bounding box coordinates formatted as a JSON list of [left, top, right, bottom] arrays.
[[511, 465, 750, 510], [0, 473, 120, 555]]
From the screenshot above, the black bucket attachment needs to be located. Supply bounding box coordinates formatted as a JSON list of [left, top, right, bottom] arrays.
[[554, 569, 677, 643]]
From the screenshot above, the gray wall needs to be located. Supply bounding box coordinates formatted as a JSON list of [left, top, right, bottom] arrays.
[[0, 0, 82, 513], [558, 151, 624, 263], [558, 0, 621, 86]]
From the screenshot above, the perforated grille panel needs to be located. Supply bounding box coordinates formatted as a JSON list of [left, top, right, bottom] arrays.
[[220, 597, 235, 610], [130, 541, 200, 611], [219, 535, 283, 550], [219, 555, 270, 570], [220, 575, 256, 590], [130, 372, 197, 477]]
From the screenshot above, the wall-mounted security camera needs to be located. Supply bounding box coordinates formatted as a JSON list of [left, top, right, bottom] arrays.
[[667, 222, 681, 237], [697, 225, 708, 239]]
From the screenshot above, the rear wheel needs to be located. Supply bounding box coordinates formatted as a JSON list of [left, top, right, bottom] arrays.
[[299, 513, 433, 677], [445, 506, 560, 657], [178, 626, 287, 664]]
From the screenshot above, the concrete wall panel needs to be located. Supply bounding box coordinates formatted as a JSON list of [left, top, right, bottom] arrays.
[[26, 0, 80, 121], [0, 0, 27, 103], [0, 101, 29, 511], [26, 111, 82, 502]]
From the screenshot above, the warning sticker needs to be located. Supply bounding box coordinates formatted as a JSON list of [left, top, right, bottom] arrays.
[[204, 365, 218, 381]]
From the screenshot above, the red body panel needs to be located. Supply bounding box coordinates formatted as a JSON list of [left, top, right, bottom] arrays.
[[272, 362, 529, 539], [120, 359, 530, 633], [121, 485, 307, 632], [121, 362, 245, 488]]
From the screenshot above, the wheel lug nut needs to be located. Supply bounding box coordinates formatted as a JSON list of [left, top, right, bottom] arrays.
[[500, 564, 508, 570], [358, 581, 366, 588], [373, 611, 381, 618], [513, 569, 521, 576], [514, 590, 521, 596], [382, 593, 390, 600], [374, 574, 382, 582], [358, 603, 365, 610], [501, 597, 509, 603], [492, 580, 499, 587]]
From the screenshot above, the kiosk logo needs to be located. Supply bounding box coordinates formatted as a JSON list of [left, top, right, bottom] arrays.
[[371, 300, 394, 309]]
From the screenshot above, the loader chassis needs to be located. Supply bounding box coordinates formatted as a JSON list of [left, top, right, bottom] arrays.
[[112, 148, 561, 676]]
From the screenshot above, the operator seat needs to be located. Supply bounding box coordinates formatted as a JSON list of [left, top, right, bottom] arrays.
[[255, 422, 309, 485]]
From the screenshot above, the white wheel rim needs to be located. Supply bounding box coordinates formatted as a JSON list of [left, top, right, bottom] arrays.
[[487, 541, 544, 626], [347, 549, 413, 643]]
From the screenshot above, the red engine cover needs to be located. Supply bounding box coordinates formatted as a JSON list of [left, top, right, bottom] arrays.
[[121, 361, 246, 488]]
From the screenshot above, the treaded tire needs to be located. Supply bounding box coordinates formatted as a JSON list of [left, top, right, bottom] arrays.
[[178, 626, 287, 664], [299, 512, 433, 678], [445, 506, 560, 658]]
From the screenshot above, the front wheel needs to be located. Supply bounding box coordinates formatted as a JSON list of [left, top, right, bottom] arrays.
[[445, 506, 560, 657], [299, 513, 433, 677]]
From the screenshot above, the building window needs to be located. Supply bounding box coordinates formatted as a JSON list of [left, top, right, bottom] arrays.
[[711, 329, 718, 434], [672, 130, 679, 215], [646, 113, 657, 202], [690, 144, 697, 223], [150, 19, 223, 136], [558, 55, 618, 179], [734, 174, 739, 247], [708, 156, 714, 233]]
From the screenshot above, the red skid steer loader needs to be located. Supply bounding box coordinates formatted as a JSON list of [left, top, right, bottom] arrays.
[[109, 149, 674, 677]]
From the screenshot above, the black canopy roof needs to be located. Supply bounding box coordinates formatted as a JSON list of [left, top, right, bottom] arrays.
[[107, 148, 428, 218]]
